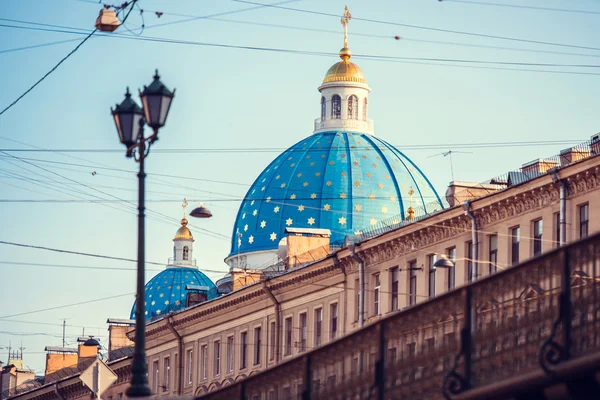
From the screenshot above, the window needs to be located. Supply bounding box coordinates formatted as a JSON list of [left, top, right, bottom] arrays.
[[314, 308, 323, 347], [200, 345, 207, 380], [240, 331, 247, 369], [331, 95, 341, 119], [533, 219, 543, 256], [299, 312, 307, 352], [511, 227, 520, 265], [373, 274, 381, 315], [152, 360, 159, 393], [320, 96, 326, 120], [554, 212, 560, 246], [390, 267, 399, 311], [163, 357, 170, 391], [348, 95, 358, 119], [407, 343, 416, 358], [284, 317, 292, 356], [428, 255, 436, 298], [355, 278, 360, 321], [254, 327, 262, 365], [466, 241, 476, 282], [269, 321, 276, 361], [186, 349, 193, 385], [183, 246, 189, 261], [579, 203, 589, 239], [409, 260, 417, 306], [363, 98, 368, 120], [330, 303, 338, 340], [214, 341, 221, 377], [227, 336, 234, 373], [446, 247, 456, 290], [488, 235, 498, 275]]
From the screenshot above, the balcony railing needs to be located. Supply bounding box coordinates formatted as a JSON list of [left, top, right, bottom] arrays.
[[313, 116, 374, 134], [167, 257, 196, 267], [200, 231, 600, 400]]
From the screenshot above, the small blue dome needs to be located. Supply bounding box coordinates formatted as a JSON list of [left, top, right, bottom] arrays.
[[130, 267, 219, 320], [230, 130, 443, 256]]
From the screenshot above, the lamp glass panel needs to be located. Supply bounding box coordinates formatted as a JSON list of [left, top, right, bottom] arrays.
[[142, 94, 162, 128], [159, 95, 172, 126], [117, 113, 134, 145]]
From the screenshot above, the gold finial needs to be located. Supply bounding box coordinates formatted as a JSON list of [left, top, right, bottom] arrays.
[[339, 5, 352, 61], [181, 198, 188, 226], [406, 186, 415, 220]]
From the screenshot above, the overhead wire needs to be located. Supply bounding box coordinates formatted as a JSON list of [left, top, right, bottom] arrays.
[[441, 0, 600, 15]]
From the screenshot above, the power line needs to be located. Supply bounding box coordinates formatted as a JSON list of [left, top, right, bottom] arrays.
[[0, 1, 138, 117], [442, 0, 600, 15], [231, 0, 600, 52], [2, 22, 600, 75]]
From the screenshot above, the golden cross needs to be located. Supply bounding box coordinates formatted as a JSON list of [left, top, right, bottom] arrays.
[[340, 5, 352, 48], [182, 198, 188, 219], [407, 186, 415, 207]]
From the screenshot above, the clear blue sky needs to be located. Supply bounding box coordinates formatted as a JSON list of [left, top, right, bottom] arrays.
[[0, 0, 598, 373]]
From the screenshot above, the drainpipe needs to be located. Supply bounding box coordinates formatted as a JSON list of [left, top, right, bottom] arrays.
[[349, 243, 365, 328], [334, 254, 348, 336], [53, 384, 65, 400], [464, 201, 479, 280], [551, 169, 567, 245], [166, 317, 183, 395], [263, 281, 281, 364]]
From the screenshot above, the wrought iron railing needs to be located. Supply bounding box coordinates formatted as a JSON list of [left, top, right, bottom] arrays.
[[199, 231, 600, 400], [313, 117, 374, 133]]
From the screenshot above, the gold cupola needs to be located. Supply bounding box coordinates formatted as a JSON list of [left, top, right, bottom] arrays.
[[322, 6, 367, 85], [174, 218, 194, 241]]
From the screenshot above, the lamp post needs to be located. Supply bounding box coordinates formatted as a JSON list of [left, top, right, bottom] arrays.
[[111, 70, 175, 398]]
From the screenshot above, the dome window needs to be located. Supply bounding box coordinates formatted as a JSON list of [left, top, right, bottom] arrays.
[[348, 95, 358, 120], [183, 246, 189, 261], [331, 95, 341, 119], [363, 98, 368, 121], [320, 96, 326, 120]]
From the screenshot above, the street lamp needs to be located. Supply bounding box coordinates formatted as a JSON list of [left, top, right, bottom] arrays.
[[190, 203, 213, 219], [111, 70, 175, 398], [433, 254, 455, 270]]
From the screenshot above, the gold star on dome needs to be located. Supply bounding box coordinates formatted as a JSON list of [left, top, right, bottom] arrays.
[[253, 209, 258, 216], [176, 286, 180, 289], [280, 183, 286, 188], [324, 204, 331, 211], [400, 185, 406, 191], [290, 194, 297, 200], [298, 205, 305, 212], [251, 200, 255, 206], [354, 181, 360, 187], [381, 206, 388, 213], [341, 154, 346, 158], [362, 155, 367, 159], [339, 216, 347, 225], [275, 175, 280, 180], [354, 230, 362, 235], [288, 157, 292, 161], [156, 310, 161, 315], [384, 174, 391, 179], [392, 165, 397, 169], [390, 196, 396, 202], [175, 300, 180, 305], [303, 182, 309, 187], [315, 172, 321, 177], [266, 196, 271, 203], [291, 163, 296, 167], [310, 162, 315, 167], [260, 220, 266, 228], [376, 156, 381, 160], [366, 173, 372, 178], [159, 293, 164, 298], [297, 173, 302, 178], [369, 194, 375, 200], [274, 206, 280, 213], [261, 186, 266, 191], [306, 155, 311, 159], [308, 217, 315, 225], [378, 183, 384, 189], [326, 181, 332, 186], [372, 163, 378, 168], [353, 161, 359, 166], [340, 193, 347, 199], [151, 300, 156, 305], [286, 218, 293, 226], [242, 213, 246, 219], [370, 218, 377, 226], [310, 193, 317, 199], [329, 161, 335, 166], [244, 224, 248, 231], [249, 236, 254, 244], [321, 154, 326, 158], [341, 172, 347, 177], [270, 232, 277, 241], [274, 165, 279, 169], [165, 300, 170, 305], [355, 204, 362, 211]]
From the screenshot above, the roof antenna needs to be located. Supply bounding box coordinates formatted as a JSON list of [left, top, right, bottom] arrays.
[[428, 149, 473, 182]]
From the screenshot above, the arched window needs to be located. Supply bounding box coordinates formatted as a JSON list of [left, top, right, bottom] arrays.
[[363, 98, 368, 121], [331, 95, 341, 119], [173, 246, 176, 260], [320, 96, 326, 120], [348, 95, 358, 119], [183, 246, 189, 261]]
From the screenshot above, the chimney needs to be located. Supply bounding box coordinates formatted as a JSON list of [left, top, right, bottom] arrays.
[[185, 285, 209, 307], [520, 158, 558, 175], [445, 181, 503, 207], [106, 319, 135, 358], [77, 337, 99, 362], [282, 228, 331, 270], [231, 268, 262, 291], [560, 147, 590, 166], [44, 347, 78, 376]]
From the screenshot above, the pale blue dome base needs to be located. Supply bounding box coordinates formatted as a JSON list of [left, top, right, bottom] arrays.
[[230, 130, 443, 256]]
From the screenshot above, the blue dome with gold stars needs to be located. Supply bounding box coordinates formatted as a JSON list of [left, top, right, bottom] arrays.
[[130, 267, 218, 320], [229, 130, 443, 256]]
